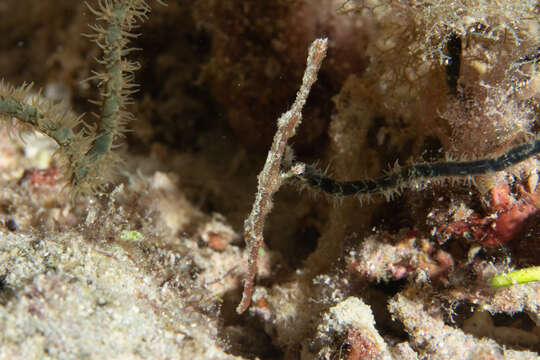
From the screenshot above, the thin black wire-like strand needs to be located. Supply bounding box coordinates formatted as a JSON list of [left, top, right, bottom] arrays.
[[295, 139, 540, 196]]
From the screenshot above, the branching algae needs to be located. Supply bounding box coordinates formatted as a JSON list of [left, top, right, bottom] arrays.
[[0, 0, 164, 197]]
